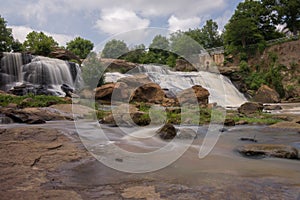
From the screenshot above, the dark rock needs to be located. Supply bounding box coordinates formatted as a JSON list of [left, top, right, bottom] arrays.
[[238, 102, 263, 115], [240, 137, 257, 143], [26, 117, 46, 124], [157, 124, 177, 140], [224, 118, 235, 126], [61, 84, 74, 98], [219, 128, 228, 132], [253, 85, 280, 103], [238, 144, 298, 159]]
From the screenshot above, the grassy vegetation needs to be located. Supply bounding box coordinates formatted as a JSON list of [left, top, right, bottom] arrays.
[[96, 102, 283, 126], [0, 93, 69, 108]]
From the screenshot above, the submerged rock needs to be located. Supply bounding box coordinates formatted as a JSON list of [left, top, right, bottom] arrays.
[[238, 144, 298, 159]]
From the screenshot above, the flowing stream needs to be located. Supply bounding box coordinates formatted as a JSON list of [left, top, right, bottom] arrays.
[[105, 64, 247, 107]]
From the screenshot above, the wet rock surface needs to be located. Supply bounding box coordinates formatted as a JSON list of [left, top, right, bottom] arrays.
[[238, 144, 299, 159]]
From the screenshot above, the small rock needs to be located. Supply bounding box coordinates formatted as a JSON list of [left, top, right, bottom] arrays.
[[157, 123, 177, 140], [224, 118, 235, 126]]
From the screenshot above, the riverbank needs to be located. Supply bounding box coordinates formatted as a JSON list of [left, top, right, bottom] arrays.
[[0, 121, 299, 199]]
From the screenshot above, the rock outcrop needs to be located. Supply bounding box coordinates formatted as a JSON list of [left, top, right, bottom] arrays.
[[238, 144, 298, 159], [0, 104, 93, 124], [253, 85, 280, 103], [101, 58, 137, 73], [49, 47, 81, 63], [177, 85, 209, 106], [0, 127, 88, 199]]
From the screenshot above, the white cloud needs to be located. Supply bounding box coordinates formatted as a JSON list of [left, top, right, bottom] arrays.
[[95, 9, 150, 35], [168, 15, 201, 32], [9, 26, 75, 46]]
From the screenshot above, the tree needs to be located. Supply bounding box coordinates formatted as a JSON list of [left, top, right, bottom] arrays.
[[223, 0, 281, 53], [82, 52, 104, 88], [149, 35, 169, 51], [275, 0, 300, 36], [66, 37, 94, 59], [201, 20, 223, 48], [11, 39, 23, 52], [23, 31, 58, 56], [170, 31, 202, 58], [0, 15, 14, 52], [121, 44, 146, 63], [101, 39, 129, 58]]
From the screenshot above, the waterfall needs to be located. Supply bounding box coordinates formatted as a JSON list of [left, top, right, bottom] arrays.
[[105, 64, 247, 107], [0, 52, 81, 96]]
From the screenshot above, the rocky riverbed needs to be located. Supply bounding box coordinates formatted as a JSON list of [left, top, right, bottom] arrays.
[[1, 121, 299, 200]]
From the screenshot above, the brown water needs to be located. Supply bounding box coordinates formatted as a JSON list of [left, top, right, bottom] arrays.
[[4, 121, 300, 199]]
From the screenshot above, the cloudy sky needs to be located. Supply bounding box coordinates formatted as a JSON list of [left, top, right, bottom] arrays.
[[1, 0, 242, 47]]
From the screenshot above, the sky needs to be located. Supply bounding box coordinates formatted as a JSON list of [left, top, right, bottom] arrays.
[[0, 0, 243, 48]]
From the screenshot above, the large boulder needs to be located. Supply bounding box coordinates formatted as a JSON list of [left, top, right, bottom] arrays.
[[157, 123, 177, 140], [95, 82, 129, 101], [237, 144, 298, 159], [49, 47, 81, 63], [238, 102, 263, 115], [253, 85, 280, 103], [101, 58, 137, 73], [131, 83, 165, 104], [177, 85, 209, 105]]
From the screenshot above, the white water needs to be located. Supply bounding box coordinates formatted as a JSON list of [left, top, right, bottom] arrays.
[[105, 64, 247, 107], [0, 53, 80, 95]]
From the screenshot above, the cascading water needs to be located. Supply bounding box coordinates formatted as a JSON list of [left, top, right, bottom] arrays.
[[105, 64, 247, 107], [0, 52, 81, 96]]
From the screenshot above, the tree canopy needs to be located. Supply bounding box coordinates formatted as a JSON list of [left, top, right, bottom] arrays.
[[275, 0, 300, 36], [23, 31, 58, 56], [186, 19, 223, 49], [66, 37, 94, 59], [101, 39, 129, 59], [0, 15, 14, 52]]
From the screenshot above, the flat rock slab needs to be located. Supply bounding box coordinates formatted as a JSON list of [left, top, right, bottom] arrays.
[[237, 144, 299, 159]]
